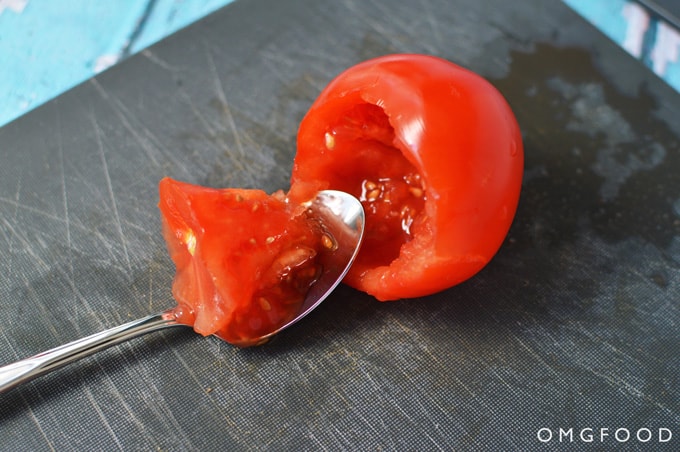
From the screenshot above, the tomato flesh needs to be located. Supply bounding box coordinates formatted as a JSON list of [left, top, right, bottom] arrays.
[[305, 103, 427, 270], [159, 177, 330, 346]]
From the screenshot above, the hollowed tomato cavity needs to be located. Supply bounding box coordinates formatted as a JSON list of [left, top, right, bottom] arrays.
[[159, 178, 335, 346], [321, 103, 426, 268]]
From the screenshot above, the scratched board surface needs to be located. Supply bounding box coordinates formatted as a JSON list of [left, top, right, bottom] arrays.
[[1, 0, 679, 450]]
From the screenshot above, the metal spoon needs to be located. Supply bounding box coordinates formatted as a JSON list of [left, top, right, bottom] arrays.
[[0, 190, 364, 393]]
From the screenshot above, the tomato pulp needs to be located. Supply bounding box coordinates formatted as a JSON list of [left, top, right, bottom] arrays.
[[159, 177, 335, 346], [290, 54, 523, 301]]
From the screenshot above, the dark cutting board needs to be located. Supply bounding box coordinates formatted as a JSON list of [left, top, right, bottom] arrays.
[[1, 0, 678, 449]]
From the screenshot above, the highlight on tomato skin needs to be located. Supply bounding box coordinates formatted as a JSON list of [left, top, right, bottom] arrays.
[[158, 177, 335, 347], [290, 54, 524, 301]]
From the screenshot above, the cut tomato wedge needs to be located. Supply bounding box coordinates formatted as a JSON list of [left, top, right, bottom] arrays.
[[159, 177, 333, 346]]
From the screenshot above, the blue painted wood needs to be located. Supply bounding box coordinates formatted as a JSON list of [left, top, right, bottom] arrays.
[[564, 0, 680, 92], [0, 0, 234, 127]]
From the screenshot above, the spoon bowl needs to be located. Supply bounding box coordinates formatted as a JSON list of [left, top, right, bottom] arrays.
[[244, 189, 365, 344], [0, 190, 364, 393]]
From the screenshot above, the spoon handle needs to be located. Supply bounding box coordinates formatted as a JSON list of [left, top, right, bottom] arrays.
[[0, 311, 183, 394]]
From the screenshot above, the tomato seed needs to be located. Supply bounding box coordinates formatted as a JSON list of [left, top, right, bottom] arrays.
[[364, 180, 377, 191], [259, 297, 272, 311], [265, 236, 275, 244], [183, 229, 197, 256], [409, 187, 423, 198], [324, 132, 335, 150], [321, 233, 337, 251], [274, 246, 316, 271], [366, 188, 381, 201]]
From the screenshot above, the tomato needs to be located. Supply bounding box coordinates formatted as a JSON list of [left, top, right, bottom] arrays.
[[290, 54, 523, 301], [158, 177, 334, 346]]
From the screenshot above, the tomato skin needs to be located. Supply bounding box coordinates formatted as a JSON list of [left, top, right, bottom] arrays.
[[291, 54, 523, 301]]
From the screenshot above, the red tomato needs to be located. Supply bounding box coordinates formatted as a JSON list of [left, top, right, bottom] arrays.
[[290, 54, 523, 301], [158, 177, 332, 346]]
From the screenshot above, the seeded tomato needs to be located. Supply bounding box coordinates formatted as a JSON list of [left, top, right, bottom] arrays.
[[290, 54, 523, 300]]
